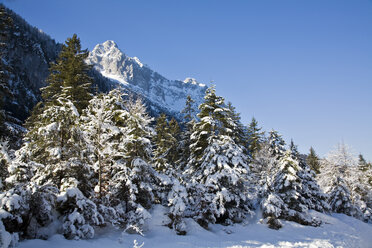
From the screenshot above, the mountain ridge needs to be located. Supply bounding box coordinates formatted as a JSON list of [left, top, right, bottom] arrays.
[[87, 40, 207, 117]]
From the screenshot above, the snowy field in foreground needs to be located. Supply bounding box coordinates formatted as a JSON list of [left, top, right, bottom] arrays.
[[19, 205, 372, 248]]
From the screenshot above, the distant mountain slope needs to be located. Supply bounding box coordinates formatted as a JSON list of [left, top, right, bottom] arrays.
[[1, 5, 114, 125], [1, 5, 207, 146], [87, 40, 207, 118], [2, 6, 61, 122]]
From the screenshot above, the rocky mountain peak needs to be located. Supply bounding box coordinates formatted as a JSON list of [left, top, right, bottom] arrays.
[[87, 41, 207, 117]]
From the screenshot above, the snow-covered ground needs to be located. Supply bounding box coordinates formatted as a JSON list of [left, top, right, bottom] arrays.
[[19, 205, 372, 248]]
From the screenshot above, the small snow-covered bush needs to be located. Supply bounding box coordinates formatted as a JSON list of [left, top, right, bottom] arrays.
[[167, 178, 188, 235], [110, 158, 155, 234], [0, 185, 30, 235], [57, 187, 103, 240], [26, 184, 59, 239]]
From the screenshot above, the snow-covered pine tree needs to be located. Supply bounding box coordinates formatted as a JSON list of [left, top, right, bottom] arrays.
[[358, 154, 368, 170], [267, 130, 285, 158], [153, 114, 181, 173], [186, 86, 253, 228], [81, 89, 127, 202], [317, 143, 356, 217], [289, 139, 299, 157], [154, 114, 188, 235], [153, 114, 171, 172], [289, 141, 329, 213], [0, 140, 33, 242], [188, 86, 230, 162], [152, 112, 189, 235], [318, 143, 372, 223], [26, 34, 95, 194], [0, 182, 29, 244], [0, 138, 28, 245], [166, 176, 188, 235], [0, 139, 10, 190], [168, 118, 181, 165], [27, 95, 93, 194], [247, 117, 264, 158], [108, 97, 157, 234], [42, 34, 92, 114], [258, 138, 328, 229], [28, 95, 102, 239], [354, 162, 372, 223], [10, 35, 103, 240], [358, 154, 372, 186], [251, 131, 285, 202], [250, 141, 277, 198], [1, 99, 75, 240], [122, 97, 153, 167], [226, 102, 248, 149], [261, 150, 321, 229], [178, 95, 196, 169], [188, 135, 253, 227]]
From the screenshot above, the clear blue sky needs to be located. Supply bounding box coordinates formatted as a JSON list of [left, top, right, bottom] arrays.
[[3, 0, 372, 161]]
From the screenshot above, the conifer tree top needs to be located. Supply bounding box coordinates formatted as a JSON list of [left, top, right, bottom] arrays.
[[42, 34, 92, 113]]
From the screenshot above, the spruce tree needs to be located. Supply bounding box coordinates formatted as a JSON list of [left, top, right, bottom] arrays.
[[179, 95, 196, 168], [358, 154, 370, 171], [42, 34, 92, 113], [290, 142, 329, 213], [186, 86, 253, 228], [81, 89, 127, 202], [108, 97, 157, 233], [358, 154, 372, 187], [307, 147, 320, 174], [268, 129, 285, 157], [227, 102, 248, 149], [189, 86, 233, 162], [24, 34, 95, 195], [187, 135, 252, 227], [261, 150, 323, 229], [168, 117, 181, 163], [9, 35, 101, 240], [122, 98, 153, 167], [247, 117, 264, 157], [153, 114, 171, 172], [318, 143, 372, 223], [153, 114, 181, 172], [181, 95, 196, 123]]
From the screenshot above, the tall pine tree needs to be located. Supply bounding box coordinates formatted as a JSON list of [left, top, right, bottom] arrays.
[[42, 34, 92, 113], [247, 117, 264, 158], [9, 35, 102, 240], [226, 102, 248, 149], [81, 89, 127, 202], [307, 147, 320, 174], [186, 86, 253, 227], [179, 95, 196, 168]]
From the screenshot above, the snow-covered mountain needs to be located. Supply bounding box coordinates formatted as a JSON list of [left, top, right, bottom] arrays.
[[87, 40, 207, 117]]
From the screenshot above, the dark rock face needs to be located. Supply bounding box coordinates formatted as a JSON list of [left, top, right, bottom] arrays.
[[3, 6, 61, 122]]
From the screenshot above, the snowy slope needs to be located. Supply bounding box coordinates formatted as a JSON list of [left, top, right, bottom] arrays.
[[19, 205, 372, 248], [86, 41, 207, 117]]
